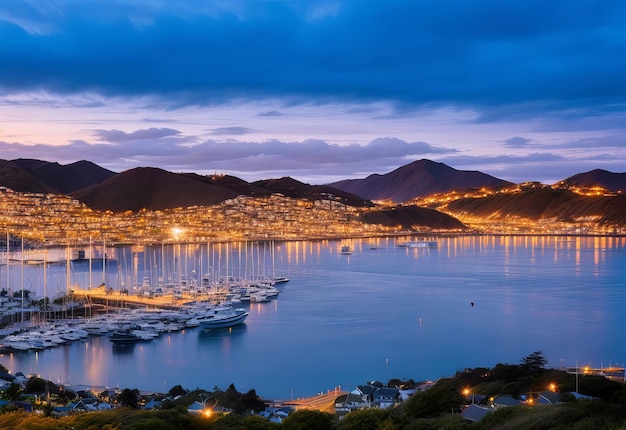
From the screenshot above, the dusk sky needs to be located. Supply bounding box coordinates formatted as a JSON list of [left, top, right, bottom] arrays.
[[1, 1, 625, 185]]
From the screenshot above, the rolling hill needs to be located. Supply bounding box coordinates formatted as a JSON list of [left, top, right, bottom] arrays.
[[10, 159, 117, 194], [70, 167, 241, 212], [328, 159, 512, 203], [0, 159, 57, 193], [445, 189, 626, 226], [555, 169, 626, 193]]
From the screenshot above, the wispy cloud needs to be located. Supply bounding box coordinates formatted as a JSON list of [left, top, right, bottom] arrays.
[[208, 127, 258, 136]]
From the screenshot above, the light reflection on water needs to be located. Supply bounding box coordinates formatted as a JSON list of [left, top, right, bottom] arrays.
[[1, 235, 625, 399]]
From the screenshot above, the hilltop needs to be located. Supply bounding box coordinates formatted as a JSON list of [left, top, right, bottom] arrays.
[[327, 159, 513, 203]]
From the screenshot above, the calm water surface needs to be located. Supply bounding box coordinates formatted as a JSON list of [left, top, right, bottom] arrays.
[[2, 235, 625, 399]]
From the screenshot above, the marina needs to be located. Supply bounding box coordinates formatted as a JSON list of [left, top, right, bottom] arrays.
[[0, 235, 625, 400]]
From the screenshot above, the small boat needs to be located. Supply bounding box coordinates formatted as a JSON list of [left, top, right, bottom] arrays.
[[341, 245, 352, 255], [404, 240, 437, 248]]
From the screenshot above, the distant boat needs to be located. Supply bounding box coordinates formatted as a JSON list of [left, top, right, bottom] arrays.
[[341, 245, 352, 255], [404, 240, 437, 249]]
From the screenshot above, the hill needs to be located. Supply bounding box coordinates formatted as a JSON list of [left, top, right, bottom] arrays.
[[252, 176, 373, 207], [71, 167, 240, 212], [11, 159, 117, 194], [0, 159, 56, 193], [328, 159, 512, 203], [445, 189, 626, 226], [555, 169, 626, 193], [360, 205, 467, 230]]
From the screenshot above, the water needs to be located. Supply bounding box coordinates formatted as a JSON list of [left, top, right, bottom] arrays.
[[1, 235, 625, 400]]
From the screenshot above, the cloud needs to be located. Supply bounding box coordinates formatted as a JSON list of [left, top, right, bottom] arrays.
[[503, 137, 532, 148], [0, 133, 459, 178], [1, 0, 625, 125], [208, 127, 257, 136], [94, 127, 183, 142], [257, 110, 284, 117]]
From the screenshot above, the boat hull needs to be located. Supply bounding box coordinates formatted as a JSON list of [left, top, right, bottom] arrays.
[[199, 310, 249, 329]]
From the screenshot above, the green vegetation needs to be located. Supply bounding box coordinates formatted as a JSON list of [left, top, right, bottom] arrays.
[[0, 351, 625, 429]]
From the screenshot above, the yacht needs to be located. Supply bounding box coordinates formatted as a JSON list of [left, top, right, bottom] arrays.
[[198, 307, 249, 329]]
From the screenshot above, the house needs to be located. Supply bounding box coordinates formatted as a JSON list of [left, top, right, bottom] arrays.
[[461, 403, 492, 422], [187, 401, 206, 414], [534, 391, 563, 405], [259, 406, 292, 423], [373, 387, 401, 409], [13, 372, 28, 386], [351, 385, 376, 404], [143, 398, 163, 410], [0, 372, 16, 383], [334, 393, 370, 414], [491, 395, 520, 407], [415, 381, 435, 393], [72, 399, 98, 412], [398, 387, 416, 400]]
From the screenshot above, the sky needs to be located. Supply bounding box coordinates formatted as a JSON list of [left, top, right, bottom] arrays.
[[1, 0, 625, 185]]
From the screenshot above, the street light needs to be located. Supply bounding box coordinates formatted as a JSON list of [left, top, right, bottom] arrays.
[[549, 383, 556, 392], [463, 388, 474, 404]]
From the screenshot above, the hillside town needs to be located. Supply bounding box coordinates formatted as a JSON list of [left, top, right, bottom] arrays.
[[0, 184, 623, 249]]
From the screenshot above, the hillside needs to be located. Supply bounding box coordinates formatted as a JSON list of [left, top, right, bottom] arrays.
[[360, 205, 467, 230], [328, 159, 512, 203], [71, 167, 240, 212], [180, 173, 271, 197], [10, 159, 117, 194], [0, 159, 56, 193], [252, 177, 373, 207], [446, 189, 626, 226], [555, 169, 626, 193]]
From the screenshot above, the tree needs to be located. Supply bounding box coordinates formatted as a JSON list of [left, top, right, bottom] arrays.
[[117, 388, 140, 409], [520, 351, 548, 375], [336, 408, 392, 430], [402, 378, 465, 419], [5, 383, 22, 401], [24, 376, 46, 394], [282, 409, 335, 430], [168, 384, 187, 397]]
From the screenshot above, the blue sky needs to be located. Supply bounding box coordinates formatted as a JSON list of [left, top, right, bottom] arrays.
[[1, 0, 625, 184]]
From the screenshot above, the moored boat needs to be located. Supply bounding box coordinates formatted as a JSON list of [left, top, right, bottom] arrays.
[[109, 329, 142, 344], [404, 240, 437, 248], [199, 307, 249, 329]]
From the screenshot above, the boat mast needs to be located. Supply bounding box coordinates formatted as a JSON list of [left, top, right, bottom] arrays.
[[20, 235, 24, 327]]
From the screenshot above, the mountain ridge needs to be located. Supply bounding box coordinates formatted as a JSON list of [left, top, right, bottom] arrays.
[[0, 158, 624, 230], [327, 159, 514, 203]]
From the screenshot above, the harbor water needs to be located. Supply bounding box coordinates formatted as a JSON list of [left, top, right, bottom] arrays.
[[1, 235, 625, 400]]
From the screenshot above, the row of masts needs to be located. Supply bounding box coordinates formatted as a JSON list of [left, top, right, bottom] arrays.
[[2, 236, 285, 310]]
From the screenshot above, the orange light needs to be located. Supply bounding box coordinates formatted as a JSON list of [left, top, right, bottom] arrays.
[[203, 409, 212, 417], [549, 383, 556, 392]]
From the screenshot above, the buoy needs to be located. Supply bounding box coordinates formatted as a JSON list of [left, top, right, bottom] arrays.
[[470, 301, 475, 307]]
